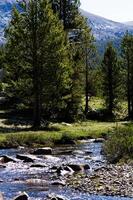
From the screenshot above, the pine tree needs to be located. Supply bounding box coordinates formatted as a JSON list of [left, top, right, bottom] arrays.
[[102, 43, 120, 117], [51, 0, 80, 29], [5, 0, 71, 128], [122, 32, 133, 119]]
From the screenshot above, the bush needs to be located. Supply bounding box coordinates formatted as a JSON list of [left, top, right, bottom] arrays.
[[104, 126, 133, 163]]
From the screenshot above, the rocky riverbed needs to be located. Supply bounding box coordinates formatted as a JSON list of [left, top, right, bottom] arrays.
[[0, 139, 133, 200], [67, 164, 133, 198]]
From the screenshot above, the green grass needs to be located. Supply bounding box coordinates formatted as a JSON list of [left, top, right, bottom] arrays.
[[0, 121, 117, 148]]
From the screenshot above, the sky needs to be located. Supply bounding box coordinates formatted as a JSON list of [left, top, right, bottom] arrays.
[[80, 0, 133, 22]]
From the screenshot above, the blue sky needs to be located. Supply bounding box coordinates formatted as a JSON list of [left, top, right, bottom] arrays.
[[80, 0, 133, 22]]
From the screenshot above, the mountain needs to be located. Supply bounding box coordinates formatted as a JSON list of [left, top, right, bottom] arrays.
[[0, 0, 16, 43], [124, 21, 133, 26], [80, 10, 133, 53], [0, 1, 133, 53]]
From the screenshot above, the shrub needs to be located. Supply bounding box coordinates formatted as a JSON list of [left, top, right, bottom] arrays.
[[104, 126, 133, 163]]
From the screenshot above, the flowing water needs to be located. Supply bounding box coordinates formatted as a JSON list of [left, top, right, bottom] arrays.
[[0, 140, 132, 200]]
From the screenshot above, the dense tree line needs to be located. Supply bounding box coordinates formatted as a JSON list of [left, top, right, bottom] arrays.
[[1, 0, 133, 127], [0, 0, 94, 128]]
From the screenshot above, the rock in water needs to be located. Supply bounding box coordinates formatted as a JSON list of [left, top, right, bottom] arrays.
[[0, 193, 4, 200], [68, 164, 90, 171], [33, 147, 52, 155], [13, 192, 29, 200], [47, 193, 69, 200], [94, 138, 105, 143], [16, 154, 36, 162], [0, 155, 17, 163], [30, 163, 47, 168]]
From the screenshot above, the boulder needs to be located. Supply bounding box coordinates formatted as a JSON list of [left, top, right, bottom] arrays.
[[16, 154, 36, 162], [33, 147, 52, 155], [13, 192, 29, 200], [0, 155, 17, 163]]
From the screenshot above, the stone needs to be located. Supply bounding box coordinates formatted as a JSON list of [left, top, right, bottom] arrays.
[[57, 166, 74, 176], [68, 164, 84, 171], [94, 138, 105, 143], [26, 179, 49, 187], [0, 193, 4, 200], [0, 155, 17, 163], [30, 163, 47, 168], [83, 164, 90, 170], [33, 147, 52, 155], [0, 164, 6, 168], [16, 154, 36, 162], [13, 192, 29, 200], [51, 180, 66, 186]]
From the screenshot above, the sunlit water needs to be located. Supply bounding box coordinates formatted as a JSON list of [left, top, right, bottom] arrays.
[[0, 141, 132, 200]]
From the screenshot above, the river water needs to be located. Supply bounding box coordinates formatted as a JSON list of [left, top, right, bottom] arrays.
[[0, 140, 132, 200]]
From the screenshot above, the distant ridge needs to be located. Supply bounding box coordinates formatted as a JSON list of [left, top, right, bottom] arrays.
[[1, 1, 133, 53], [80, 9, 133, 53], [124, 21, 133, 26]]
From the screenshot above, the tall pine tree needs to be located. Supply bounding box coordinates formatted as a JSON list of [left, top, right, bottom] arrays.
[[122, 32, 133, 119], [5, 0, 71, 128], [102, 43, 120, 117]]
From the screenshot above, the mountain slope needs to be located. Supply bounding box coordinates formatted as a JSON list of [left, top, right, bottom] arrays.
[[80, 10, 133, 53], [0, 1, 133, 53], [0, 0, 16, 43]]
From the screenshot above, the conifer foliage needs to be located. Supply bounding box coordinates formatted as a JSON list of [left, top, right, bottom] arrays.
[[102, 43, 120, 117], [5, 0, 71, 128]]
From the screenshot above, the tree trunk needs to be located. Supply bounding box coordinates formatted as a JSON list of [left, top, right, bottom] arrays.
[[85, 46, 89, 115], [32, 1, 41, 129]]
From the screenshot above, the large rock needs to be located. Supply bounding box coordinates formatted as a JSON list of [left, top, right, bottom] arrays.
[[13, 192, 29, 200], [16, 154, 37, 162], [0, 155, 17, 163], [33, 147, 52, 155]]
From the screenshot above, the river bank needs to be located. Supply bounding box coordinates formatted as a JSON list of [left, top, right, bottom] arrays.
[[67, 164, 133, 198]]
